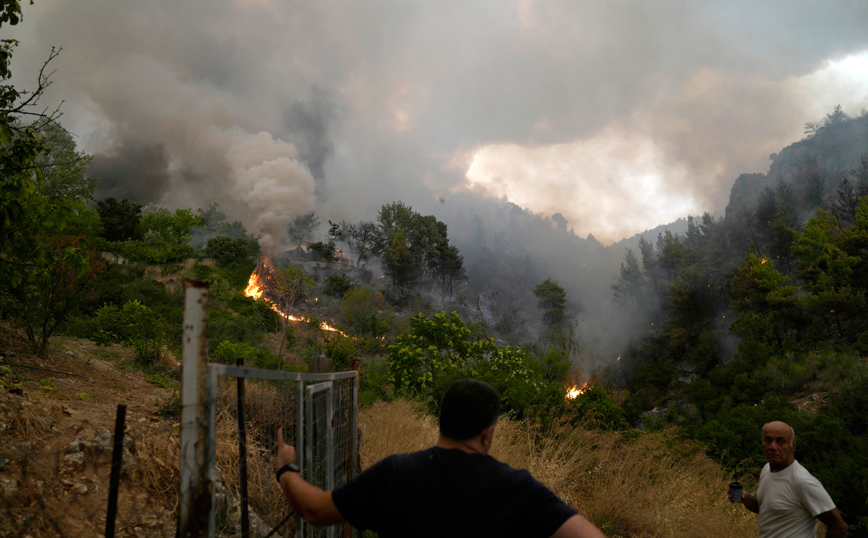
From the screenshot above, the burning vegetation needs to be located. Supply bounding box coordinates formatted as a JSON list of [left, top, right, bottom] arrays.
[[244, 259, 348, 337], [565, 382, 589, 400]]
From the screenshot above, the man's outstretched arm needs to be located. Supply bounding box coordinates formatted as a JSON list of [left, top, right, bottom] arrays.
[[274, 427, 345, 526], [551, 514, 608, 538], [816, 508, 848, 538]]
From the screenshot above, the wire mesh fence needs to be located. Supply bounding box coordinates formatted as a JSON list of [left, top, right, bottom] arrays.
[[194, 365, 359, 538]]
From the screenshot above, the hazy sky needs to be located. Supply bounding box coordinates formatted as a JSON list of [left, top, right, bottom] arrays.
[[9, 0, 868, 244]]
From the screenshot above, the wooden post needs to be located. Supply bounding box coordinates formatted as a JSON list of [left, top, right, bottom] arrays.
[[178, 280, 211, 538]]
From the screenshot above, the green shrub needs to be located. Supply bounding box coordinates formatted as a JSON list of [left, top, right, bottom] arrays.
[[212, 340, 278, 369], [205, 236, 254, 267], [324, 336, 356, 371], [324, 273, 354, 297], [341, 287, 392, 337], [131, 338, 162, 365], [208, 307, 266, 353], [565, 385, 629, 430]]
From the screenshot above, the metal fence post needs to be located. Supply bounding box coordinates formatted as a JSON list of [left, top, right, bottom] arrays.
[[178, 280, 211, 538], [236, 358, 250, 538], [105, 404, 126, 538]]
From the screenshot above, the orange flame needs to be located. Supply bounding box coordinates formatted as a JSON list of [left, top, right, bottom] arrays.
[[565, 382, 589, 399], [244, 261, 350, 337]]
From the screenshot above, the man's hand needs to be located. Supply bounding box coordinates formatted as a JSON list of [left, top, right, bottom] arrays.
[[741, 491, 759, 514], [273, 427, 344, 526], [274, 427, 297, 472]]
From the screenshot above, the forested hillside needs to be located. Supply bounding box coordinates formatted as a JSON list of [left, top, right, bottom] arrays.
[[3, 0, 868, 533], [609, 107, 868, 534]]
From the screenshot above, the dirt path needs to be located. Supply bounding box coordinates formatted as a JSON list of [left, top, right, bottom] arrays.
[[1, 325, 179, 537]]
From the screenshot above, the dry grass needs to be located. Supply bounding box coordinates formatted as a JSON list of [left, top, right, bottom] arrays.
[[131, 426, 182, 508], [360, 400, 757, 538]]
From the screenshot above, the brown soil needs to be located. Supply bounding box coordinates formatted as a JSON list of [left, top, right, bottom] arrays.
[[0, 322, 178, 537]]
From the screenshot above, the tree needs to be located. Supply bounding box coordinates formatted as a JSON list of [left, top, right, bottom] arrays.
[[307, 239, 336, 261], [834, 178, 860, 227], [287, 211, 319, 242], [612, 248, 645, 307], [188, 202, 249, 249], [272, 266, 315, 313], [1, 9, 101, 354], [96, 197, 142, 242], [853, 154, 868, 199], [803, 168, 827, 210], [30, 120, 95, 200], [205, 236, 251, 267], [551, 212, 568, 233], [533, 278, 567, 329], [385, 228, 417, 293], [346, 221, 377, 265], [340, 287, 391, 336], [824, 104, 850, 127]]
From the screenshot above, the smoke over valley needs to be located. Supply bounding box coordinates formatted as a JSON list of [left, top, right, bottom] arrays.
[[8, 0, 868, 365]]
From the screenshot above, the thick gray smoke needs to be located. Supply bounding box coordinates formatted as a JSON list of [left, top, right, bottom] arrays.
[[89, 137, 170, 204], [10, 0, 868, 245], [6, 0, 868, 366]]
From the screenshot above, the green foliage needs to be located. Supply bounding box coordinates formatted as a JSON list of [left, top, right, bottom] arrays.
[[208, 307, 267, 353], [340, 287, 391, 336], [220, 257, 258, 289], [212, 340, 277, 369], [308, 240, 336, 261], [323, 273, 354, 297], [205, 236, 255, 267], [96, 198, 142, 242], [388, 311, 561, 417], [0, 39, 101, 353], [287, 211, 319, 242], [228, 295, 280, 333], [87, 300, 162, 345], [272, 266, 315, 310], [533, 278, 567, 329], [324, 336, 356, 372], [118, 205, 202, 263], [188, 202, 252, 250], [540, 348, 571, 382], [385, 228, 417, 291], [566, 386, 629, 430]]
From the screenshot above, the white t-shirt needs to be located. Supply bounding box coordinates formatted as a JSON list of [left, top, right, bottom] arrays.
[[757, 460, 836, 538]]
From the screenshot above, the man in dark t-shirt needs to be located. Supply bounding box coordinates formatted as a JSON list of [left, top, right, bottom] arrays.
[[273, 379, 607, 538]]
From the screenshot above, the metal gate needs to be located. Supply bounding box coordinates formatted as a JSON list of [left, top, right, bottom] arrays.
[[184, 365, 358, 538]]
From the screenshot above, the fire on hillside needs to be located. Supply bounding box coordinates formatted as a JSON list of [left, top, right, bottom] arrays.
[[244, 260, 350, 337], [565, 382, 589, 399]]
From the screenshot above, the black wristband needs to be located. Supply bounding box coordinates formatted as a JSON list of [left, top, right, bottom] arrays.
[[275, 462, 300, 482]]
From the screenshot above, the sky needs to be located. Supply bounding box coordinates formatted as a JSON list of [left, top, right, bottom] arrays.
[[8, 0, 868, 244]]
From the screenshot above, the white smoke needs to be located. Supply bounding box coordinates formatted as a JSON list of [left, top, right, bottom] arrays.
[[223, 130, 316, 252]]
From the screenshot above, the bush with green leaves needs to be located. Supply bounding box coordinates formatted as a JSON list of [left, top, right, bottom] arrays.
[[205, 236, 256, 267], [227, 295, 280, 333], [388, 311, 563, 417], [87, 300, 162, 344], [323, 273, 354, 297], [212, 340, 277, 369], [208, 307, 268, 353], [340, 287, 392, 336], [118, 205, 202, 263], [324, 336, 356, 371], [71, 300, 165, 363], [565, 385, 629, 430]]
